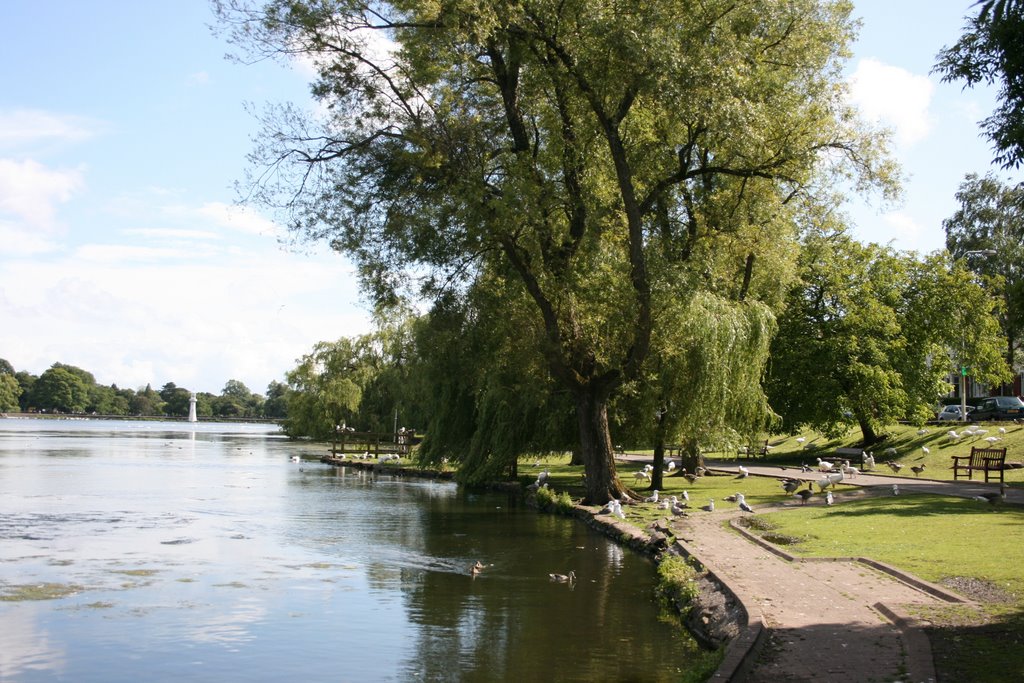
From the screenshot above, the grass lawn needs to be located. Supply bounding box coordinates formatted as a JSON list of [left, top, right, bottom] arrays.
[[517, 423, 1024, 683]]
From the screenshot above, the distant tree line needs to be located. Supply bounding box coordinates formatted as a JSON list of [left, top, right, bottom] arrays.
[[0, 358, 286, 420]]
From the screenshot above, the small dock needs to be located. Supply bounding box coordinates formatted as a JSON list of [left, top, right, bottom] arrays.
[[328, 429, 418, 457]]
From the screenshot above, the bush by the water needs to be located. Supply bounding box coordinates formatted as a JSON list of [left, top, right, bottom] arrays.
[[656, 555, 700, 611], [534, 486, 576, 514]]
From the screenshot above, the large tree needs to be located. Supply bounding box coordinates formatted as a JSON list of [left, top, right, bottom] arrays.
[[766, 234, 1009, 444], [935, 0, 1024, 168], [943, 172, 1024, 383], [217, 0, 894, 501]]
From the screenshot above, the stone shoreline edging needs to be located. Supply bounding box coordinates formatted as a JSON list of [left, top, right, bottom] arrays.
[[577, 507, 764, 681], [314, 456, 791, 681]]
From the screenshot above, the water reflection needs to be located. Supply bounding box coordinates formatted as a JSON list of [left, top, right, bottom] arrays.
[[0, 419, 696, 682]]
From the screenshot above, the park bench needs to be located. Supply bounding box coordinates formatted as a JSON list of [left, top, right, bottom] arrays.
[[834, 446, 866, 469], [951, 446, 1007, 483], [738, 439, 768, 460]]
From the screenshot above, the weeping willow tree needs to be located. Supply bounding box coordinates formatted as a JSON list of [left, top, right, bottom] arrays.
[[412, 281, 576, 485], [617, 292, 778, 490], [216, 0, 897, 502]]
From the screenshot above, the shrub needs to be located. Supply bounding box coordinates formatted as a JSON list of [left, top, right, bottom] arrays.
[[656, 555, 700, 611]]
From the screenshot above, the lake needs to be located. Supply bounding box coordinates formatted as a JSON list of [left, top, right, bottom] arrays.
[[0, 418, 702, 681]]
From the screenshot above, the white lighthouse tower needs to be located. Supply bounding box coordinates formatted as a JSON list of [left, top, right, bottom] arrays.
[[188, 393, 198, 423]]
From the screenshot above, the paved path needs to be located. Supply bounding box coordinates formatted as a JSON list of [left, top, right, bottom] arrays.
[[614, 456, 1009, 682]]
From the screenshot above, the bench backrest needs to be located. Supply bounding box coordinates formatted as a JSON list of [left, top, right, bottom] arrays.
[[970, 446, 1006, 466]]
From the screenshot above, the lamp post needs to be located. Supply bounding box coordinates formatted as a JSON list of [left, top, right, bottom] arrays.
[[957, 249, 998, 422]]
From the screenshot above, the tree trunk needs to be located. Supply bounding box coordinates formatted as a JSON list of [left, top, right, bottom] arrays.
[[678, 438, 704, 476], [857, 415, 880, 446], [570, 444, 584, 466], [650, 409, 666, 491], [575, 388, 628, 503]]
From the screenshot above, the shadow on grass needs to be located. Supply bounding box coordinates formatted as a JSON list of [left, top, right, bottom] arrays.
[[819, 494, 1024, 520], [925, 606, 1024, 682]]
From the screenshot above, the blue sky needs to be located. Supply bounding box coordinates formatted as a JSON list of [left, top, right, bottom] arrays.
[[0, 1, 1017, 395]]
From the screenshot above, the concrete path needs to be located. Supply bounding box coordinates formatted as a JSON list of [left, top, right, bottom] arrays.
[[614, 456, 1008, 682]]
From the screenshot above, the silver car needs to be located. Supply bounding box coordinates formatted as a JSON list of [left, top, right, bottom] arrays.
[[937, 404, 973, 421]]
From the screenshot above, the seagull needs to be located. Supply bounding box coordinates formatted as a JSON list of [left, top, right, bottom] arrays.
[[644, 489, 659, 504], [796, 437, 806, 444], [701, 499, 715, 512], [736, 465, 749, 478], [737, 494, 754, 513], [800, 463, 812, 473], [723, 493, 739, 502], [973, 485, 1007, 507], [826, 491, 834, 506], [549, 570, 577, 583], [892, 484, 900, 496], [794, 489, 814, 505], [922, 446, 930, 455], [681, 490, 689, 502], [911, 464, 926, 477]]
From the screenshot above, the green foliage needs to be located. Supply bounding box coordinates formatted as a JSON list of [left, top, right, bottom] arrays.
[[655, 555, 700, 611], [766, 234, 1009, 443], [217, 0, 897, 501], [0, 372, 21, 412], [31, 365, 89, 413], [936, 2, 1024, 168], [533, 487, 577, 515], [943, 172, 1024, 376]]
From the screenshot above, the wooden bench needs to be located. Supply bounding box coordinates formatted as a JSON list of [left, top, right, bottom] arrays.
[[738, 439, 768, 460], [951, 446, 1007, 483], [834, 447, 866, 469]]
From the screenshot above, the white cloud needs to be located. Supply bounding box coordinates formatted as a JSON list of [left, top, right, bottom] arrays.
[[0, 238, 370, 393], [0, 158, 84, 231], [0, 221, 60, 255], [0, 109, 98, 150], [195, 201, 281, 237], [848, 58, 934, 147]]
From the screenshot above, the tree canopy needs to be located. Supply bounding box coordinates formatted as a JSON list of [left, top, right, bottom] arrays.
[[943, 172, 1024, 379], [936, 0, 1024, 168], [766, 234, 1009, 444], [217, 0, 895, 501]]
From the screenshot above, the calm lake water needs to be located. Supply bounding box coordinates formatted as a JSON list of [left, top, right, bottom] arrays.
[[0, 418, 701, 682]]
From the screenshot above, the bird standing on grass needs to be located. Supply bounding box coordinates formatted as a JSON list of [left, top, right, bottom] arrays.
[[911, 464, 926, 477], [737, 494, 754, 513], [794, 489, 814, 505], [886, 461, 903, 474], [782, 478, 801, 494], [736, 465, 749, 478], [973, 485, 1007, 507], [644, 489, 659, 504], [701, 499, 715, 512], [826, 491, 834, 506]]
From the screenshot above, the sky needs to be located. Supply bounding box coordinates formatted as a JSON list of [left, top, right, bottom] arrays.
[[0, 1, 1018, 395]]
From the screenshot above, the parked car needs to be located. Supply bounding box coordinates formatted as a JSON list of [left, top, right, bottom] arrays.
[[968, 396, 1024, 421], [937, 404, 974, 421]]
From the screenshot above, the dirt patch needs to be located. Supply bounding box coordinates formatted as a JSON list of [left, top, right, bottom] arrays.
[[941, 576, 1017, 605]]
